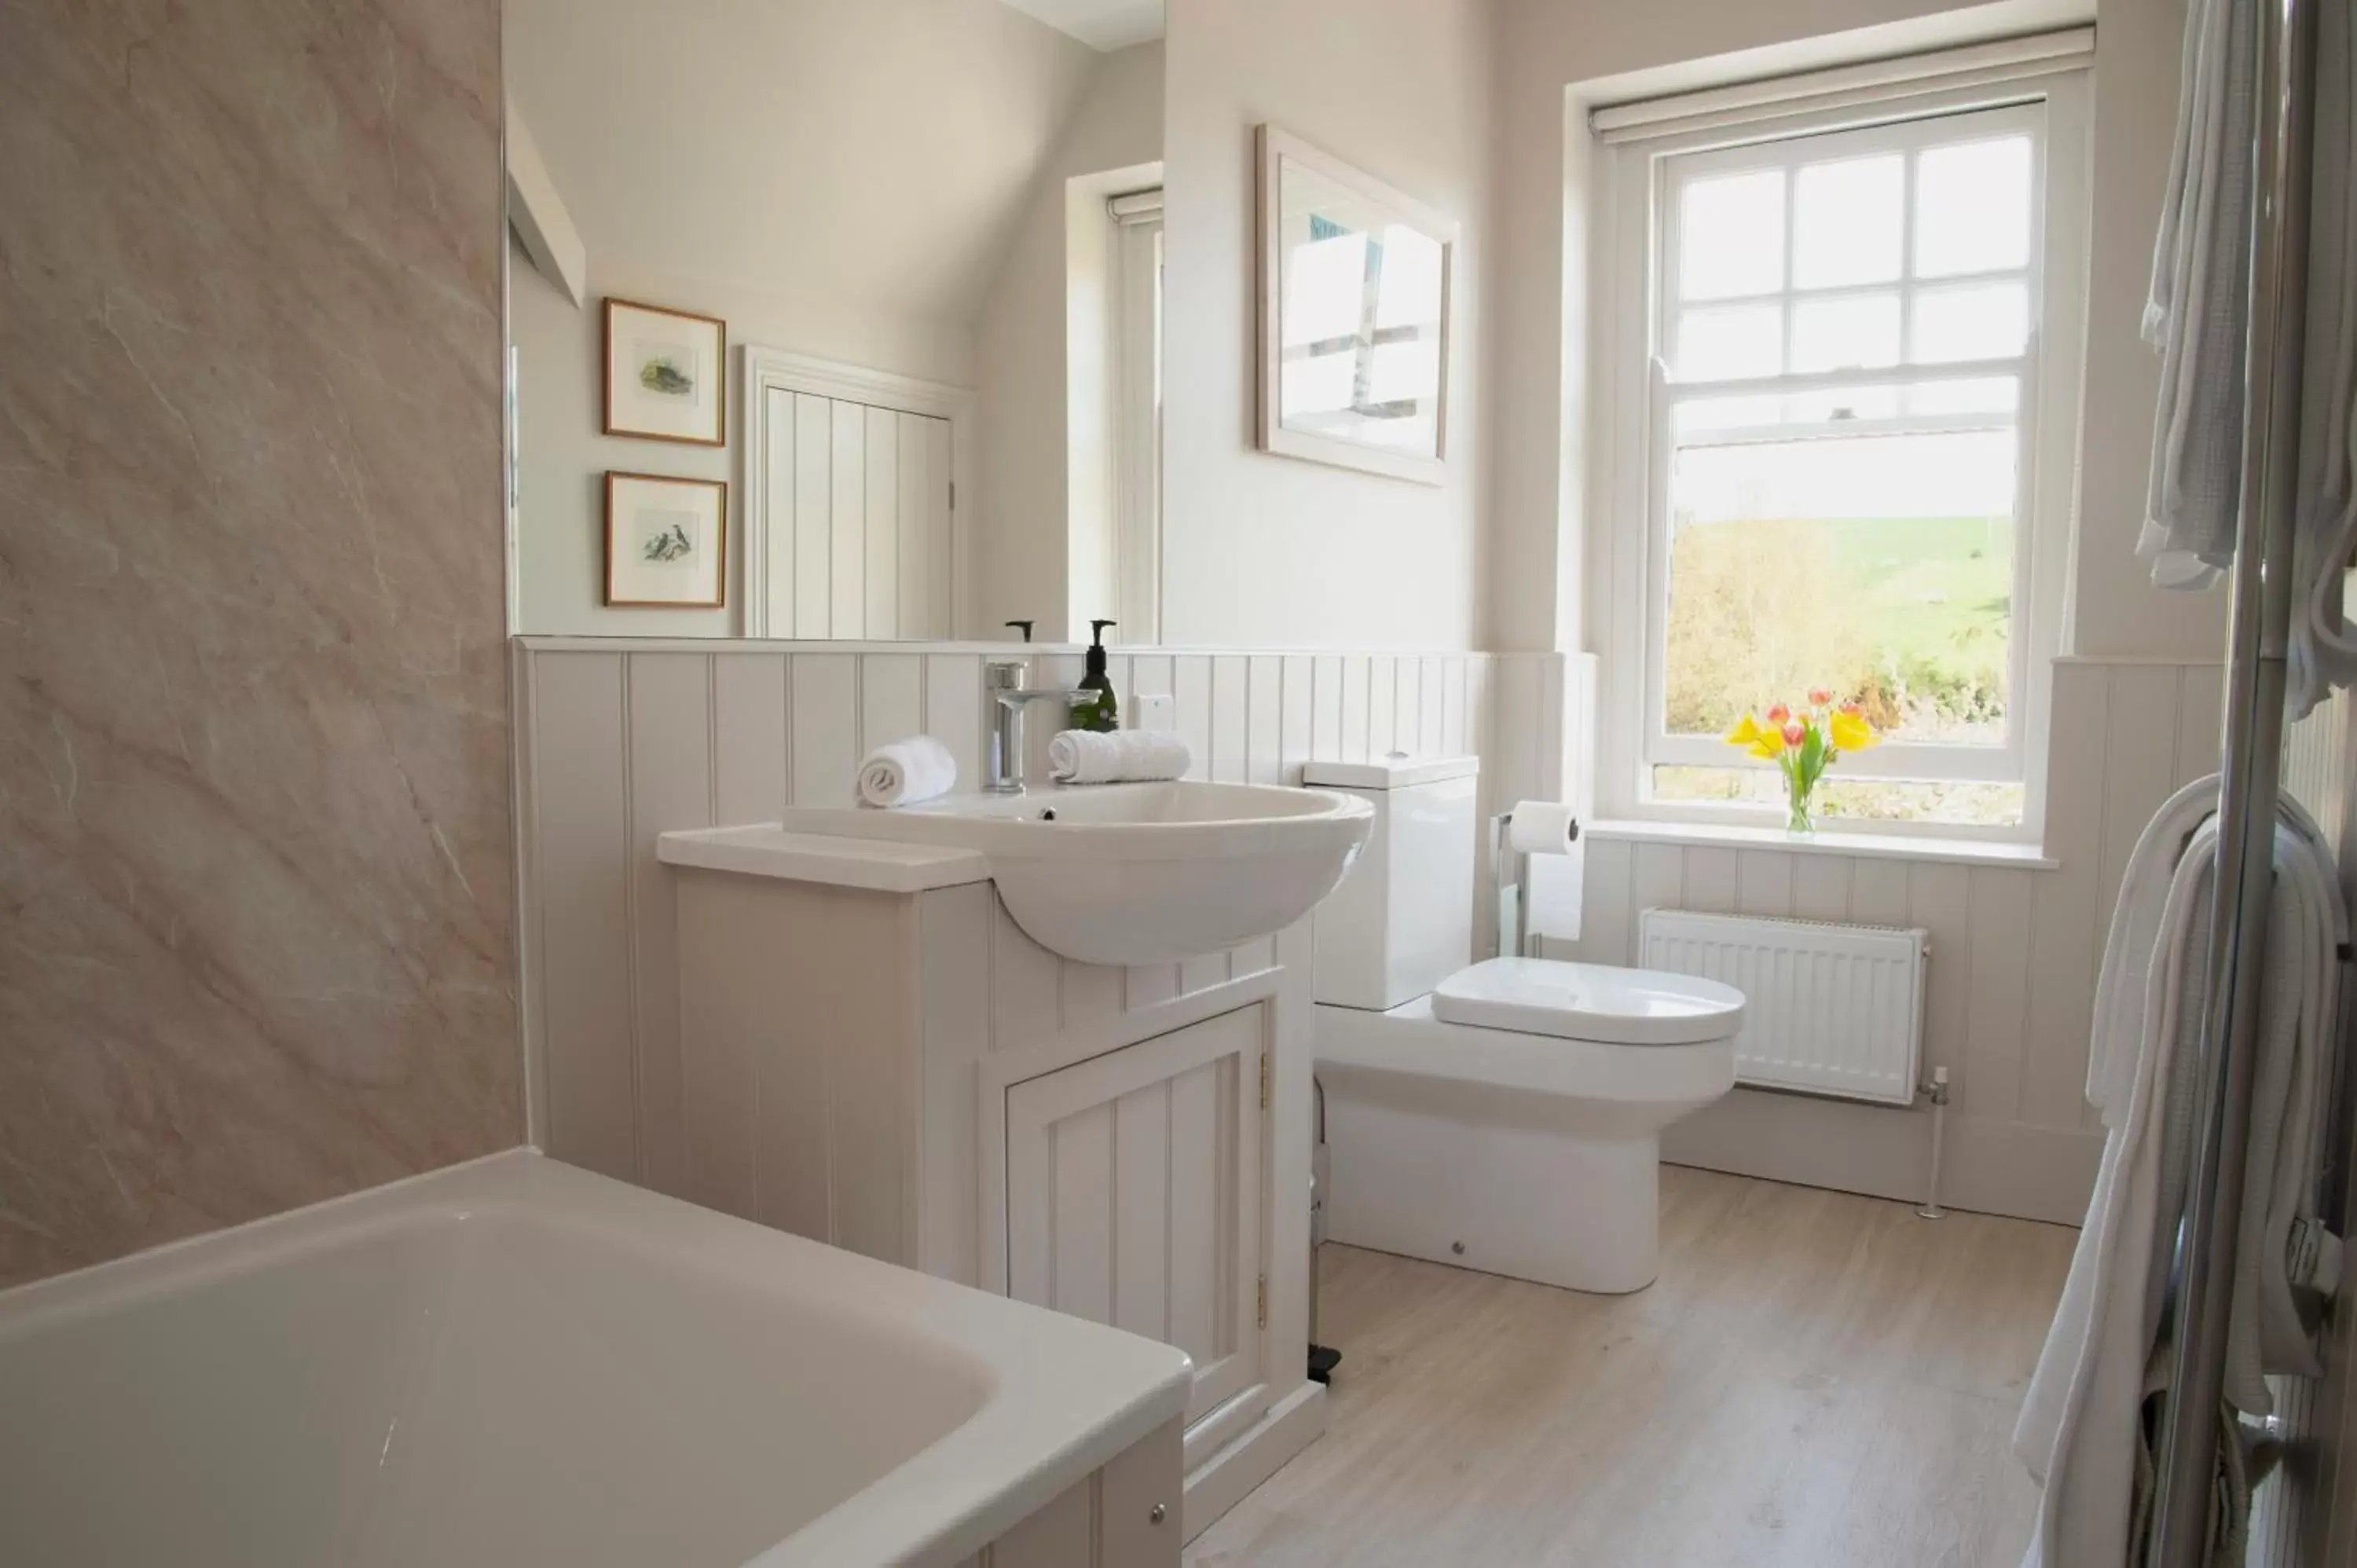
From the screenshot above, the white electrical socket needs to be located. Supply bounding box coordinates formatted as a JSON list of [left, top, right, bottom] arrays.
[[1135, 692, 1177, 731]]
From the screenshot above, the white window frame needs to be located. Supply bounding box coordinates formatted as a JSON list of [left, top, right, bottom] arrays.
[[1109, 189, 1164, 643], [1591, 46, 2091, 844]]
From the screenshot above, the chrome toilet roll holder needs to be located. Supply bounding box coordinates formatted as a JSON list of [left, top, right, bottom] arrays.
[[1489, 807, 1578, 961]]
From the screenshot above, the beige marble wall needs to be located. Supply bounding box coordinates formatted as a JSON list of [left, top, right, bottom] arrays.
[[0, 0, 519, 1287]]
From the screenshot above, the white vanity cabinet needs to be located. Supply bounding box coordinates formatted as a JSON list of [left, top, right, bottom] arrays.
[[1000, 1005, 1266, 1433], [662, 835, 1325, 1540]]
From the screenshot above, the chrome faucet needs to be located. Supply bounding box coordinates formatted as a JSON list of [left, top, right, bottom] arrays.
[[984, 658, 1090, 793]]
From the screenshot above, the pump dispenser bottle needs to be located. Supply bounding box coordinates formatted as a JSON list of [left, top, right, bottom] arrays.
[[1073, 619, 1119, 733]]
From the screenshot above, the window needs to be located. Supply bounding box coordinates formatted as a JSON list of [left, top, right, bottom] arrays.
[[1595, 49, 2090, 839], [1110, 189, 1164, 641]]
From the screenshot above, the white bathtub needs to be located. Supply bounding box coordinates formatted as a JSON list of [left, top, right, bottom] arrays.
[[0, 1150, 1190, 1568]]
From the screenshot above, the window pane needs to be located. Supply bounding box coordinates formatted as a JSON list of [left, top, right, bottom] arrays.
[[1651, 767, 2026, 828], [1282, 232, 1367, 345], [1791, 293, 1901, 372], [1793, 154, 1904, 288], [1676, 304, 1783, 380], [1662, 430, 2017, 746], [1679, 170, 1784, 300], [1904, 376, 2020, 416], [1281, 350, 1354, 416], [1915, 136, 2032, 277], [1911, 282, 2029, 362], [1372, 225, 1444, 330], [1366, 336, 1440, 409]]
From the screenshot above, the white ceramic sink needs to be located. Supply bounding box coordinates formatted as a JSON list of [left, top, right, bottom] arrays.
[[772, 780, 1374, 967]]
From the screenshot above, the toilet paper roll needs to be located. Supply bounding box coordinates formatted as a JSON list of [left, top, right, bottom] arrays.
[[1507, 800, 1584, 944], [1506, 799, 1580, 856]]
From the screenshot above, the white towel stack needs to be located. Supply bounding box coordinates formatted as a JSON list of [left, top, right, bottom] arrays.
[[1047, 728, 1192, 786], [857, 735, 958, 808]]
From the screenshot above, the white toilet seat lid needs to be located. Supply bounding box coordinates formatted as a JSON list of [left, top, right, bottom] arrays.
[[1430, 958, 1745, 1046]]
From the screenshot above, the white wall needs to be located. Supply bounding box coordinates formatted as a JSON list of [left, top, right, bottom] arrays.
[[504, 0, 1102, 637], [1159, 0, 1497, 650], [1486, 0, 2226, 664], [973, 42, 1165, 643]]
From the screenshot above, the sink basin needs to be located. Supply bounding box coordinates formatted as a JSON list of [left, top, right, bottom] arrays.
[[772, 780, 1374, 966]]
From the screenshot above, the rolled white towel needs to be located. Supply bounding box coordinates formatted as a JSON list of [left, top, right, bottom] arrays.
[[858, 735, 958, 808], [1047, 728, 1193, 786]]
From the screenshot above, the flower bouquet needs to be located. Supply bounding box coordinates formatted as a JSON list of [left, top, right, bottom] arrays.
[[1722, 689, 1881, 834]]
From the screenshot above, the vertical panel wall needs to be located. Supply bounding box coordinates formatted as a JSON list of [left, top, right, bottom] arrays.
[[0, 0, 518, 1288], [515, 639, 1574, 1194], [519, 645, 2229, 1231], [1558, 658, 2228, 1224]]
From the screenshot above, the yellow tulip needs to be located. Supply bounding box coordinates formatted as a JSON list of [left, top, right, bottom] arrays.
[[1747, 735, 1785, 760], [1724, 713, 1764, 747], [1830, 710, 1879, 751]]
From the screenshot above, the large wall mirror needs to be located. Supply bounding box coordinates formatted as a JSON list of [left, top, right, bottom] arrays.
[[504, 0, 1167, 643]]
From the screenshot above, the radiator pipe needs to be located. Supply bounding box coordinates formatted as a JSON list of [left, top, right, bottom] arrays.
[[1918, 1066, 1950, 1220]]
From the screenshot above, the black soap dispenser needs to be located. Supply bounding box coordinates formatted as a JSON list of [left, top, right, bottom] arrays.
[[1073, 619, 1119, 733]]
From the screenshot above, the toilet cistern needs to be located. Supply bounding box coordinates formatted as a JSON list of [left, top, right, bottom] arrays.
[[983, 658, 1090, 793]]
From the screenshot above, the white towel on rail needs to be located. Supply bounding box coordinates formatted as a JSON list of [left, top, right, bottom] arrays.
[[2139, 0, 2260, 589], [2013, 779, 2346, 1567], [2142, 0, 2357, 720], [2014, 779, 2220, 1568]]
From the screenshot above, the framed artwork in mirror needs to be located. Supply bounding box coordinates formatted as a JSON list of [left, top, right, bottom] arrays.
[[603, 298, 727, 445], [604, 471, 727, 607], [1255, 126, 1455, 485]]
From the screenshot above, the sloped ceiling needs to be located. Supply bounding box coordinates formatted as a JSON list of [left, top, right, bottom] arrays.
[[995, 0, 1165, 51], [506, 0, 1107, 331]]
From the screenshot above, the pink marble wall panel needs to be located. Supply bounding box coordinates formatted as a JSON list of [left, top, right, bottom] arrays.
[[0, 0, 519, 1286]]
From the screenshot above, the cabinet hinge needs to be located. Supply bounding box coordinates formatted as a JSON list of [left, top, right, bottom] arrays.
[[1256, 1276, 1268, 1330], [1259, 1053, 1270, 1109]]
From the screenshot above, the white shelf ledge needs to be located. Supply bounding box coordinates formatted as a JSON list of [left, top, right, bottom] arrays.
[[658, 824, 991, 892], [1581, 818, 2059, 870]]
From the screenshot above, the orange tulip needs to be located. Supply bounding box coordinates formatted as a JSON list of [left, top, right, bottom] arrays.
[[1808, 688, 1833, 707], [1765, 702, 1790, 724], [1782, 720, 1806, 748]]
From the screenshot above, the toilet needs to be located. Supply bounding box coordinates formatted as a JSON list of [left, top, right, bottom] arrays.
[[1305, 757, 1743, 1295]]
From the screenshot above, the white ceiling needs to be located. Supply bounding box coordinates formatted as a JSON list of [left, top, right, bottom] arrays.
[[995, 0, 1164, 52], [509, 0, 1103, 334]]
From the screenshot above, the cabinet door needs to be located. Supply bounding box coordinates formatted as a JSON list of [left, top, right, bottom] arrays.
[[1005, 1006, 1266, 1427]]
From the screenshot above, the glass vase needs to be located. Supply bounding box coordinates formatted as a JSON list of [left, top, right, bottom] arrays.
[[1786, 784, 1815, 836]]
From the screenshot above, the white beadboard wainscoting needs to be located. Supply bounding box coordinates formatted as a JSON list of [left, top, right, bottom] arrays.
[[1557, 657, 2227, 1225], [512, 637, 1582, 1196]]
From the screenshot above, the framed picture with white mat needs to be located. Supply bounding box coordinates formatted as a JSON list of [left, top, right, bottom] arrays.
[[603, 298, 726, 445], [604, 471, 726, 608]]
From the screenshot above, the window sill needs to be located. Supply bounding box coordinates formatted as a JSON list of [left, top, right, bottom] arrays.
[[1581, 818, 2058, 870]]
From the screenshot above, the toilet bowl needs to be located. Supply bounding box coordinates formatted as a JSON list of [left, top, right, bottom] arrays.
[[1302, 758, 1744, 1295], [1318, 958, 1740, 1293]]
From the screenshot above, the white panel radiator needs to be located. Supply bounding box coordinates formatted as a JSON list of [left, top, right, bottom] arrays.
[[1638, 909, 1930, 1106]]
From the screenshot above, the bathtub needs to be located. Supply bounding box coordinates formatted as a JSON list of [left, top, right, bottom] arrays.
[[0, 1150, 1191, 1568]]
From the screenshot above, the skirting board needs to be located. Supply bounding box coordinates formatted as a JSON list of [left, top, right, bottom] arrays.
[[1661, 1088, 2101, 1227], [1181, 1380, 1326, 1541]]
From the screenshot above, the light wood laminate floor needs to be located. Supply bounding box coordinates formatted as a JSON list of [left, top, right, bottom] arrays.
[[1187, 1167, 2076, 1568]]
